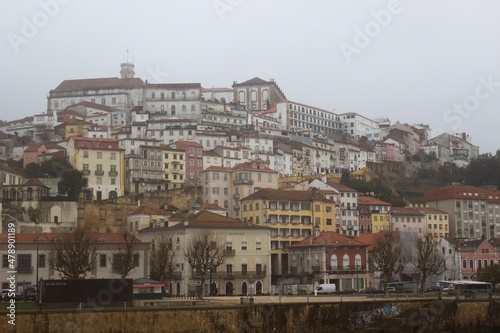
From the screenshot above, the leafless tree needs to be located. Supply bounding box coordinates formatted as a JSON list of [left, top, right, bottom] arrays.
[[370, 231, 408, 296], [149, 235, 176, 283], [48, 228, 98, 278], [413, 233, 446, 293], [109, 233, 141, 278], [184, 230, 225, 298]]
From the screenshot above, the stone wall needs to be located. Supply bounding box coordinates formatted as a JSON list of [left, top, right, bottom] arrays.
[[2, 299, 498, 333]]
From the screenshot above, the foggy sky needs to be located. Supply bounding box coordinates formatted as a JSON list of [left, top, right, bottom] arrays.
[[2, 0, 499, 154]]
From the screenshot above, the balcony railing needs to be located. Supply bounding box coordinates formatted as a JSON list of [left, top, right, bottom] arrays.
[[193, 270, 265, 279], [94, 170, 104, 176], [224, 249, 235, 256], [17, 266, 33, 273], [82, 170, 90, 176], [108, 171, 118, 177], [233, 179, 254, 185]]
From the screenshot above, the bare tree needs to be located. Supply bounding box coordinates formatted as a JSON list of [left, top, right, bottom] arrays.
[[109, 233, 141, 278], [413, 233, 446, 293], [184, 230, 225, 298], [370, 231, 408, 296], [48, 228, 98, 278], [149, 235, 176, 283]]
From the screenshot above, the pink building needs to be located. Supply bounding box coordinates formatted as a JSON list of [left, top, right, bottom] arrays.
[[171, 141, 203, 187], [447, 238, 499, 280]]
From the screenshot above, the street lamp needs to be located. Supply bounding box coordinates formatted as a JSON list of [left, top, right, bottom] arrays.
[[356, 263, 360, 292]]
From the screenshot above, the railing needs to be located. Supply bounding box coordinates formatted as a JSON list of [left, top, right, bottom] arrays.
[[95, 170, 104, 176], [193, 270, 266, 278], [224, 249, 235, 256], [233, 179, 254, 185], [108, 171, 118, 177], [17, 266, 33, 273], [82, 170, 90, 175]]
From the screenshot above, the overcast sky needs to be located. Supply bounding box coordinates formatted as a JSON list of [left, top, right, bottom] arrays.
[[2, 0, 499, 154]]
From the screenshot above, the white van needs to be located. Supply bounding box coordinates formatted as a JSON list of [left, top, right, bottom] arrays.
[[315, 284, 336, 294]]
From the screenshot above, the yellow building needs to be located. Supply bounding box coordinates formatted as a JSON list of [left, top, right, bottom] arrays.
[[161, 144, 186, 190], [357, 196, 391, 234], [240, 188, 336, 278], [66, 136, 125, 200]]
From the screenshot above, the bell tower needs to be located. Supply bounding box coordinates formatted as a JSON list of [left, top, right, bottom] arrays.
[[120, 48, 135, 78]]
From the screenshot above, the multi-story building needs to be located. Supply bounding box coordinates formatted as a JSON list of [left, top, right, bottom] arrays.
[[66, 137, 125, 200], [48, 63, 144, 114], [201, 160, 279, 219], [287, 231, 369, 292], [326, 181, 359, 236], [212, 145, 250, 168], [357, 196, 391, 234], [202, 150, 223, 169], [162, 144, 186, 190], [445, 238, 499, 280], [138, 209, 271, 296], [424, 185, 500, 239], [125, 142, 167, 194], [145, 119, 198, 145], [0, 232, 149, 290], [171, 141, 203, 187], [232, 77, 286, 111], [127, 205, 170, 234], [240, 188, 337, 281], [276, 101, 342, 135], [339, 112, 381, 140], [428, 132, 479, 167], [390, 205, 449, 238], [143, 83, 202, 118], [437, 238, 462, 282]]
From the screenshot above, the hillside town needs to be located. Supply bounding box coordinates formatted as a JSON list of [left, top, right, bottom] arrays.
[[1, 62, 499, 300]]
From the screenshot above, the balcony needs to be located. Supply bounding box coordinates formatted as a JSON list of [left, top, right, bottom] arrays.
[[224, 249, 235, 256], [82, 170, 90, 176], [108, 171, 118, 177], [193, 270, 266, 279], [17, 266, 33, 274], [170, 271, 182, 280], [233, 179, 254, 185], [94, 170, 104, 176], [233, 194, 240, 200], [233, 205, 240, 211]]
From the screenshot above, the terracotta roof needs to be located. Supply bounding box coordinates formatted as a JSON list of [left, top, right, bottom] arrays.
[[0, 232, 143, 244], [390, 207, 425, 216], [145, 210, 268, 231], [445, 238, 491, 252], [146, 82, 201, 89], [202, 166, 232, 172], [424, 185, 500, 203], [130, 206, 169, 216], [232, 77, 270, 87], [355, 231, 400, 251], [52, 77, 144, 92], [70, 137, 120, 149], [289, 232, 367, 248], [414, 207, 448, 214], [203, 150, 221, 157], [201, 87, 233, 92], [357, 196, 392, 206], [24, 143, 43, 152], [232, 161, 276, 172], [23, 178, 50, 188], [325, 180, 357, 192], [174, 141, 203, 148], [242, 188, 331, 203]]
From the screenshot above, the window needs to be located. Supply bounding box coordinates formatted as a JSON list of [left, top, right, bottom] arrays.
[[241, 238, 247, 250], [133, 253, 140, 267], [38, 254, 46, 268], [462, 260, 467, 269], [110, 153, 116, 160], [100, 254, 107, 267], [343, 254, 349, 269], [330, 254, 338, 269], [256, 238, 262, 250], [83, 151, 89, 158], [18, 254, 31, 272], [241, 263, 248, 275], [226, 264, 233, 273], [469, 259, 474, 269], [97, 152, 102, 159]]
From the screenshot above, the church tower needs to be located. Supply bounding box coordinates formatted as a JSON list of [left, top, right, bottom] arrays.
[[120, 62, 135, 79]]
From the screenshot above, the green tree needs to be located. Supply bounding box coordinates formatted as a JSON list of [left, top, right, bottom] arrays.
[[58, 169, 88, 199], [476, 264, 500, 288], [25, 162, 43, 178], [27, 206, 41, 223], [465, 153, 500, 187]]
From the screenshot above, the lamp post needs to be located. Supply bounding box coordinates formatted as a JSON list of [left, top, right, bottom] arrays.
[[35, 221, 39, 302], [356, 263, 360, 293]]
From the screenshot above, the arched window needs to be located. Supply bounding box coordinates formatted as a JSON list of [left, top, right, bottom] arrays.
[[171, 92, 176, 99], [355, 254, 362, 269], [171, 105, 176, 115], [214, 200, 218, 206], [191, 104, 196, 112], [251, 90, 257, 102], [262, 89, 269, 103], [343, 254, 350, 269], [224, 200, 228, 209], [182, 105, 186, 112], [330, 254, 338, 270], [239, 91, 245, 104]]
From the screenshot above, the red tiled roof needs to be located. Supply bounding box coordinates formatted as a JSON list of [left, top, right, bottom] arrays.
[[52, 77, 144, 92], [23, 178, 50, 188], [357, 196, 392, 206], [326, 180, 357, 192], [289, 231, 367, 248], [242, 188, 331, 203], [130, 206, 169, 216], [390, 207, 425, 216], [355, 231, 400, 251], [424, 185, 500, 203]]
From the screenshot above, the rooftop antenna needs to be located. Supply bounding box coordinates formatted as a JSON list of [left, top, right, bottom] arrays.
[[126, 47, 129, 63]]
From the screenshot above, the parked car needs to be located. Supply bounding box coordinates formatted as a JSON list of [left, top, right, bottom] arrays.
[[337, 288, 357, 294], [386, 287, 396, 293], [426, 286, 442, 292], [1, 289, 21, 301], [23, 287, 37, 301], [360, 287, 384, 294]]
